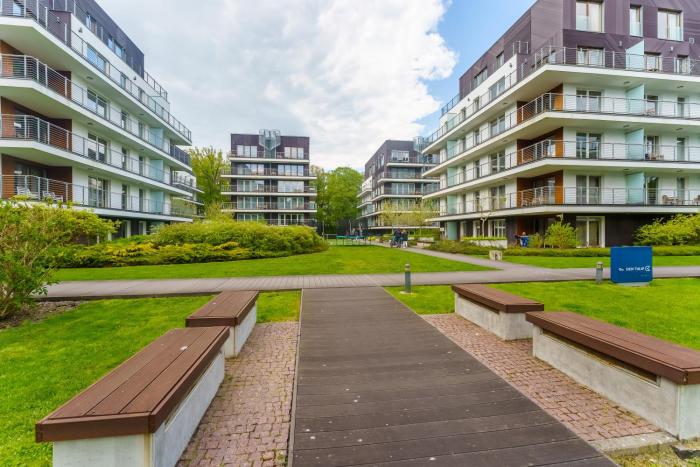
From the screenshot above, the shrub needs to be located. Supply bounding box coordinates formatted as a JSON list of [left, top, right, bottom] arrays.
[[504, 248, 609, 257], [0, 201, 115, 319], [544, 221, 578, 249], [528, 232, 544, 249], [428, 240, 492, 256], [57, 219, 328, 268], [636, 214, 700, 246]]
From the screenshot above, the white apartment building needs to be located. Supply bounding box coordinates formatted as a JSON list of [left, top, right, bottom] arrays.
[[0, 0, 198, 237], [422, 0, 700, 247]]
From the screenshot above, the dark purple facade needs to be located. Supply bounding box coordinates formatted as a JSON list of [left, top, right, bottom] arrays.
[[458, 0, 700, 99]]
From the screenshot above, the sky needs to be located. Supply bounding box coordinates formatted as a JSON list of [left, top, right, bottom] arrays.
[[100, 0, 536, 170]]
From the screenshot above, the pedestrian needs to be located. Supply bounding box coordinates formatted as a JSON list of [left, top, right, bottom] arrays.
[[392, 229, 401, 248], [401, 229, 408, 248]]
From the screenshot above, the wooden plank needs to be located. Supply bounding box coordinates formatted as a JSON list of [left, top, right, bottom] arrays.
[[292, 287, 612, 466], [186, 290, 258, 327], [527, 312, 700, 384], [452, 283, 544, 313]]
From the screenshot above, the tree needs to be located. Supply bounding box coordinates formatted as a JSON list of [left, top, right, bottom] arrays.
[[189, 147, 227, 213], [315, 167, 363, 232], [407, 200, 439, 234], [0, 200, 115, 319]]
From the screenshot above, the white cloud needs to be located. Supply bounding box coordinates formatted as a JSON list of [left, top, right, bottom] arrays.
[[99, 0, 456, 169]]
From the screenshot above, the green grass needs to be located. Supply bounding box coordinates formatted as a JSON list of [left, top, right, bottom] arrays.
[[54, 246, 490, 281], [0, 292, 302, 465], [385, 285, 454, 315], [492, 279, 700, 350], [257, 291, 301, 322], [500, 255, 700, 269]]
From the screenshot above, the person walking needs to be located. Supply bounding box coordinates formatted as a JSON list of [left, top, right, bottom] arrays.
[[392, 229, 401, 248], [401, 229, 409, 248]]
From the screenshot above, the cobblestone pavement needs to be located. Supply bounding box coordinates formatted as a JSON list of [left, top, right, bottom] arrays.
[[424, 313, 660, 442], [179, 322, 298, 467]]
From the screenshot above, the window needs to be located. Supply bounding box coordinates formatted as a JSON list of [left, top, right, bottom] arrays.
[[236, 145, 257, 157], [86, 45, 106, 72], [645, 176, 659, 204], [390, 150, 410, 162], [489, 185, 506, 209], [88, 176, 109, 208], [495, 52, 504, 69], [576, 175, 601, 204], [87, 89, 108, 118], [630, 6, 642, 36], [278, 164, 305, 176], [576, 89, 602, 112], [238, 179, 265, 192], [87, 133, 108, 162], [12, 0, 23, 15], [675, 55, 690, 74], [284, 147, 305, 159], [473, 220, 482, 236], [472, 68, 488, 89], [645, 135, 660, 159], [240, 163, 264, 175], [490, 115, 506, 137], [645, 95, 659, 115], [278, 181, 304, 193], [119, 73, 128, 89], [576, 216, 603, 247], [676, 137, 687, 161], [85, 13, 97, 33], [120, 111, 129, 130], [138, 156, 144, 175], [121, 147, 129, 170], [576, 133, 601, 159], [658, 10, 682, 41], [576, 47, 604, 66], [576, 1, 603, 33], [490, 151, 506, 173], [644, 53, 661, 71], [489, 77, 506, 101], [473, 160, 481, 179], [121, 184, 128, 210], [677, 97, 686, 118], [113, 42, 125, 59], [489, 219, 506, 238]]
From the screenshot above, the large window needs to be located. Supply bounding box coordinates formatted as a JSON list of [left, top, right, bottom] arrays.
[[472, 68, 488, 89], [576, 1, 603, 33], [88, 133, 109, 162], [577, 47, 604, 67], [576, 133, 601, 159], [284, 147, 305, 159], [658, 10, 682, 41], [576, 175, 601, 204], [630, 6, 642, 36], [278, 181, 304, 193], [576, 89, 602, 112], [495, 52, 504, 70], [87, 90, 108, 118], [88, 177, 109, 208], [86, 45, 106, 72], [236, 145, 257, 156], [390, 150, 410, 162], [277, 164, 306, 176], [489, 77, 506, 101]]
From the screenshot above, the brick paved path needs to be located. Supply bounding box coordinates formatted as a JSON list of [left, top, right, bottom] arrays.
[[179, 322, 298, 467], [424, 313, 660, 442]]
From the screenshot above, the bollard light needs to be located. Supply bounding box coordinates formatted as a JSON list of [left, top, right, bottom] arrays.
[[404, 263, 412, 294], [595, 261, 604, 284]]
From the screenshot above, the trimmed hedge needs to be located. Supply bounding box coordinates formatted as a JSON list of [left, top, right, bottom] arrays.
[[56, 221, 328, 268], [428, 240, 492, 256]]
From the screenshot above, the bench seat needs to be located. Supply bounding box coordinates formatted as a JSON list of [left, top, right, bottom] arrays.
[[452, 284, 543, 340], [527, 312, 700, 440], [36, 326, 230, 467], [186, 290, 259, 357]]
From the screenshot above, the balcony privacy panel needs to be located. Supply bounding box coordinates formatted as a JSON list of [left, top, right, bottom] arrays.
[[625, 129, 645, 160], [625, 173, 645, 204]]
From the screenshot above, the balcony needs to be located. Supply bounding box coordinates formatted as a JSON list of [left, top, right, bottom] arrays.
[[0, 54, 190, 164], [380, 186, 429, 197], [434, 92, 700, 168], [222, 168, 314, 178], [438, 187, 700, 218], [0, 114, 190, 191], [1, 114, 186, 189], [228, 149, 308, 162], [432, 140, 700, 195], [386, 155, 438, 165], [426, 45, 700, 150], [221, 202, 317, 212], [0, 2, 192, 142], [0, 174, 194, 218], [222, 185, 317, 194], [377, 171, 439, 182]]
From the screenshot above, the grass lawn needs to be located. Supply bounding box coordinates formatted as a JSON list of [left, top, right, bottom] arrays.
[[54, 246, 490, 281], [500, 255, 700, 269], [385, 285, 454, 315], [0, 292, 301, 466], [493, 278, 700, 350]]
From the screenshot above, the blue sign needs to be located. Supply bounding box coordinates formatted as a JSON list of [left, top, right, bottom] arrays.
[[610, 246, 653, 284]]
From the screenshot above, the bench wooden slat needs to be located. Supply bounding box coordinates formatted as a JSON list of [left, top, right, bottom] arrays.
[[452, 284, 543, 313], [186, 290, 259, 327], [36, 326, 229, 442], [526, 312, 700, 384]]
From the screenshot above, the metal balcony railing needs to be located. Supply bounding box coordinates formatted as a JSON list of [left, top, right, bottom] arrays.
[[438, 139, 700, 192], [221, 202, 317, 211], [380, 187, 429, 196], [428, 45, 700, 149], [0, 54, 188, 161], [378, 171, 439, 181], [222, 168, 313, 177], [0, 114, 181, 187], [439, 187, 700, 217], [0, 1, 192, 141], [386, 154, 439, 165], [436, 92, 700, 166], [228, 149, 308, 161], [222, 185, 317, 194], [0, 174, 195, 217]]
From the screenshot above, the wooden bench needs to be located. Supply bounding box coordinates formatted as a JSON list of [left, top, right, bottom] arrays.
[[452, 284, 543, 340], [527, 312, 700, 440], [186, 290, 259, 357], [36, 326, 230, 467]]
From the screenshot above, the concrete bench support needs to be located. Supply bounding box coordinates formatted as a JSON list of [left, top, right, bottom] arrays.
[[528, 312, 700, 440], [452, 284, 543, 340], [37, 327, 230, 467], [186, 290, 259, 358]]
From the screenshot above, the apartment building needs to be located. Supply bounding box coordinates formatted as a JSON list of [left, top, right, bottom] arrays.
[[0, 0, 197, 237], [422, 0, 700, 247], [357, 139, 439, 232], [222, 130, 317, 226]]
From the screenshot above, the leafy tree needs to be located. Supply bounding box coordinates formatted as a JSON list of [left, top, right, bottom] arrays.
[[636, 213, 700, 246], [0, 201, 115, 319], [315, 167, 362, 232], [189, 147, 227, 213], [544, 221, 579, 249]]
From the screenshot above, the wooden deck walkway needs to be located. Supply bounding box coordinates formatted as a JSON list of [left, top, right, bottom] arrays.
[[291, 287, 614, 467]]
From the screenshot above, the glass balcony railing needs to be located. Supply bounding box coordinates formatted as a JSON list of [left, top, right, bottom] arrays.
[[221, 202, 317, 211]]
